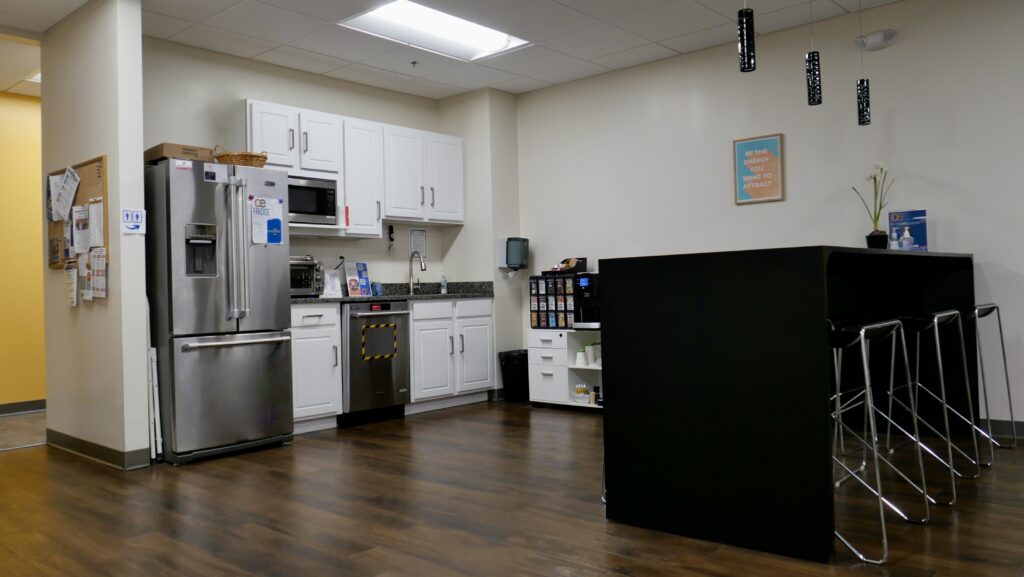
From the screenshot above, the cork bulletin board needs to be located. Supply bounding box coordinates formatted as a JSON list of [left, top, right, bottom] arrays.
[[47, 155, 109, 269]]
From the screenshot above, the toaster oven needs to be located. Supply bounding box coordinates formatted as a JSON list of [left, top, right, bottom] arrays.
[[289, 255, 324, 297]]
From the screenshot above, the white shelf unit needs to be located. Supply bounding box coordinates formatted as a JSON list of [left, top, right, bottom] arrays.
[[528, 328, 602, 409]]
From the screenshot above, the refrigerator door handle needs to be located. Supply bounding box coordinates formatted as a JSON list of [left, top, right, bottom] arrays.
[[238, 179, 251, 318], [181, 335, 291, 352], [225, 181, 239, 320]]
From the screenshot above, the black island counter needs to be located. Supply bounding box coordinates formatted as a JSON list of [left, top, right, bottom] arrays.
[[599, 246, 977, 563]]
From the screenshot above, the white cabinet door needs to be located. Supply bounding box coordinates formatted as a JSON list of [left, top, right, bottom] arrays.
[[529, 365, 569, 403], [413, 319, 455, 400], [291, 326, 342, 419], [250, 101, 298, 168], [456, 316, 494, 393], [344, 118, 383, 237], [426, 133, 464, 222], [383, 125, 426, 220], [299, 110, 341, 173]]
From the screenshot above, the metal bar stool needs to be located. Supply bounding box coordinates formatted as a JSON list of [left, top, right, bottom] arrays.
[[829, 319, 930, 565], [971, 303, 1017, 452], [888, 311, 982, 483]]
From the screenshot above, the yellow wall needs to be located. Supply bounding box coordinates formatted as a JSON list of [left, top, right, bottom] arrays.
[[0, 93, 44, 405]]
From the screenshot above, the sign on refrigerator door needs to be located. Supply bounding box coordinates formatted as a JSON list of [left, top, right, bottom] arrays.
[[251, 197, 283, 245]]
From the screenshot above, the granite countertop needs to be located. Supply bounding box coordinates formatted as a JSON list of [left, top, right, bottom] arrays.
[[291, 281, 493, 304]]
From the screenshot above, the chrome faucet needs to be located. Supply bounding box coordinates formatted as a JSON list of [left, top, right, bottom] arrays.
[[409, 251, 426, 294]]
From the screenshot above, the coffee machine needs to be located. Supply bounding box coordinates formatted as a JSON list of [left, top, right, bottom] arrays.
[[573, 273, 600, 329]]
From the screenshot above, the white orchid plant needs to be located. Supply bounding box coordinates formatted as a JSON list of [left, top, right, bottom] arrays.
[[852, 162, 895, 233]]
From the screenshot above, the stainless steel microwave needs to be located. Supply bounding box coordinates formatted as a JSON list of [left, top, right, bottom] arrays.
[[288, 176, 337, 225]]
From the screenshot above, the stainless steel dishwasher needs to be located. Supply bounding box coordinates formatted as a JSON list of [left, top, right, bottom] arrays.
[[343, 301, 411, 412]]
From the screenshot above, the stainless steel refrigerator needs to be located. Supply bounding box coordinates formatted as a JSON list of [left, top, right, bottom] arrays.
[[145, 159, 293, 463]]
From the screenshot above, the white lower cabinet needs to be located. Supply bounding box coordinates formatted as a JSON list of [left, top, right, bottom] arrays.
[[411, 299, 494, 402], [291, 304, 342, 421], [529, 329, 601, 408]]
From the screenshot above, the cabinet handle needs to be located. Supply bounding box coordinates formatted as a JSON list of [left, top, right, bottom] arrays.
[[302, 131, 309, 153], [541, 370, 554, 377], [420, 186, 425, 206], [289, 128, 295, 150], [333, 345, 339, 367], [541, 354, 553, 359], [449, 336, 454, 355], [540, 337, 553, 343], [460, 334, 465, 353], [376, 200, 381, 221], [431, 187, 435, 207]]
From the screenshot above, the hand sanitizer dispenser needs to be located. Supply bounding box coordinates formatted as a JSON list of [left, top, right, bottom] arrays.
[[496, 237, 529, 270]]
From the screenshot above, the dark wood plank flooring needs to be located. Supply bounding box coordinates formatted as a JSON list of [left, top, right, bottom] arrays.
[[0, 410, 45, 452], [0, 402, 1021, 576]]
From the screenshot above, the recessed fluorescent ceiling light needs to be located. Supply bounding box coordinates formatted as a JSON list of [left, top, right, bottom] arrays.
[[339, 0, 529, 61], [25, 72, 41, 83]]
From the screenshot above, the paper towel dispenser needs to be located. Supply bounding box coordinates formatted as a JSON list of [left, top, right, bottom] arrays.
[[496, 237, 529, 270]]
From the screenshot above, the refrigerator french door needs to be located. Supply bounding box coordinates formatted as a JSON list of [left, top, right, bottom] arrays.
[[146, 160, 293, 463]]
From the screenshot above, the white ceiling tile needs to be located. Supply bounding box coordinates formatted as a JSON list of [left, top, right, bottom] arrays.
[[612, 0, 729, 42], [476, 45, 580, 77], [425, 63, 520, 90], [203, 1, 330, 44], [552, 0, 677, 22], [529, 58, 609, 84], [169, 24, 278, 58], [694, 0, 816, 20], [540, 23, 649, 60], [7, 79, 40, 96], [417, 0, 533, 22], [140, 0, 241, 23], [833, 0, 900, 11], [658, 23, 735, 53], [381, 76, 465, 99], [253, 45, 351, 73], [259, 0, 388, 21], [483, 0, 601, 42], [142, 11, 193, 39], [326, 63, 463, 98], [359, 46, 463, 78], [0, 0, 88, 32], [592, 43, 677, 69], [288, 25, 402, 61], [493, 76, 550, 94], [756, 0, 845, 34]]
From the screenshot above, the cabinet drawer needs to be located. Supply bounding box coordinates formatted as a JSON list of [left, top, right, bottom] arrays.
[[291, 304, 339, 328], [528, 330, 568, 350], [413, 300, 453, 320], [455, 298, 492, 318], [529, 365, 568, 404], [528, 348, 567, 367]]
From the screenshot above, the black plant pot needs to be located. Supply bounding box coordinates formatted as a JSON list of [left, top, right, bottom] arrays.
[[865, 231, 888, 249]]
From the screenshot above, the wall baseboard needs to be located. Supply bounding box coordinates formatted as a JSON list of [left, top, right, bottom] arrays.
[[46, 429, 150, 470], [987, 419, 1024, 441], [404, 392, 489, 416], [0, 399, 45, 416]]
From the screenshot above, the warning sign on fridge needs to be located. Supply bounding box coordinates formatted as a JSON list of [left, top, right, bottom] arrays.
[[251, 197, 283, 245]]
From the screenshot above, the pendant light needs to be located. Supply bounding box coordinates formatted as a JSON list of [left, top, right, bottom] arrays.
[[805, 1, 822, 105], [738, 1, 755, 72], [856, 0, 871, 125]]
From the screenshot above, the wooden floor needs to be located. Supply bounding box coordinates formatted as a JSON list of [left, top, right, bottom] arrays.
[[0, 410, 45, 452], [0, 402, 1021, 576]]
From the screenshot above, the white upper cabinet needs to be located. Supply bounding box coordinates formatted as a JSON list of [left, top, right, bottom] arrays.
[[383, 126, 464, 224], [426, 133, 464, 222], [343, 118, 384, 238], [383, 125, 427, 221], [250, 101, 299, 168], [299, 111, 341, 173]]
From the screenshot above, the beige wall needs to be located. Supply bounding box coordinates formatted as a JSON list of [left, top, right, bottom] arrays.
[[42, 0, 148, 457], [516, 0, 1024, 419]]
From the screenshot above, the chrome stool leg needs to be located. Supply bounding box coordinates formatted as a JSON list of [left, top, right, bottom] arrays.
[[975, 304, 1017, 449]]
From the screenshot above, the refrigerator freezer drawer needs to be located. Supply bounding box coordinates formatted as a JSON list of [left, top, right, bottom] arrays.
[[168, 331, 293, 457]]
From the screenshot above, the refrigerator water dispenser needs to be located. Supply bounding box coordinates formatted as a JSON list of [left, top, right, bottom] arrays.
[[185, 223, 217, 276]]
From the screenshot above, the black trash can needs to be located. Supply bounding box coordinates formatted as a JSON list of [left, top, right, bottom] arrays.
[[498, 349, 529, 402]]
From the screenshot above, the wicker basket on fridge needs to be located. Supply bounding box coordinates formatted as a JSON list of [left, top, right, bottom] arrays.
[[213, 145, 268, 168]]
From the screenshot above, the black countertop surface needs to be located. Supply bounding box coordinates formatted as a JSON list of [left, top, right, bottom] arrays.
[[291, 281, 493, 304]]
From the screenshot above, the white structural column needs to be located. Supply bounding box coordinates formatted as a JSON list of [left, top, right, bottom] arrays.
[[41, 0, 149, 468]]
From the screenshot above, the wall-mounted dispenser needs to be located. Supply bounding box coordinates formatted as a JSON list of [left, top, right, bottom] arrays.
[[496, 237, 529, 270]]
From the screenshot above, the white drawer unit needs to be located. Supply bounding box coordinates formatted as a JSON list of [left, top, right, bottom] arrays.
[[528, 329, 602, 409], [528, 365, 569, 404], [290, 303, 339, 328], [528, 330, 568, 350]]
